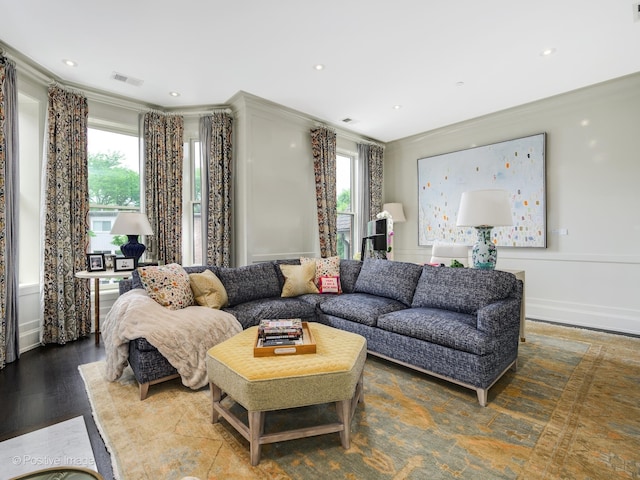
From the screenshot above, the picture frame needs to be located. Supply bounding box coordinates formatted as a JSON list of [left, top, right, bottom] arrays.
[[114, 256, 136, 272], [417, 133, 547, 248], [87, 253, 106, 272]]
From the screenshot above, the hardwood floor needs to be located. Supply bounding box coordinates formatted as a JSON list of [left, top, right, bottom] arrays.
[[0, 338, 114, 479]]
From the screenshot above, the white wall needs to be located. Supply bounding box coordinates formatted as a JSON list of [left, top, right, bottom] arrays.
[[229, 92, 367, 266], [384, 73, 640, 335]]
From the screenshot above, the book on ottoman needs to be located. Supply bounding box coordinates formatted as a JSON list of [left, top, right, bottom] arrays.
[[258, 319, 303, 341], [254, 321, 317, 356]]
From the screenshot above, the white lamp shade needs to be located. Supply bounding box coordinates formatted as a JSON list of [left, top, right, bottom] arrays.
[[110, 212, 154, 235], [456, 190, 513, 227], [382, 203, 406, 223]]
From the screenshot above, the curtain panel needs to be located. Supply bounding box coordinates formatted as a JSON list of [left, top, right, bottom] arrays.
[[310, 127, 338, 258], [366, 143, 384, 219], [143, 112, 184, 265], [0, 55, 19, 367], [41, 86, 91, 344], [357, 142, 384, 251], [200, 112, 233, 267]]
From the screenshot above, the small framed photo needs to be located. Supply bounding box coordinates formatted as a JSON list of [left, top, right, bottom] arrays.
[[114, 257, 136, 272], [87, 253, 106, 272]]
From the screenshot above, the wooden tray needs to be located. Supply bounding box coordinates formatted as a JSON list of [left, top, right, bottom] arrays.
[[253, 321, 316, 357]]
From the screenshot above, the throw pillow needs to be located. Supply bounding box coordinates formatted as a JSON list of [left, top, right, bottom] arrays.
[[279, 263, 319, 298], [138, 263, 194, 310], [318, 276, 341, 294], [300, 256, 342, 293], [189, 269, 228, 309], [217, 262, 281, 306], [354, 258, 423, 306]]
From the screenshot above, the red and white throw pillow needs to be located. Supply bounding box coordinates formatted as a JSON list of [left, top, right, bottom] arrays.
[[318, 276, 341, 294]]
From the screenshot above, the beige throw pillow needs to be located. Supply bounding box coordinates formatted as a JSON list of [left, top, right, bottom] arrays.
[[189, 270, 229, 309], [280, 263, 319, 298]]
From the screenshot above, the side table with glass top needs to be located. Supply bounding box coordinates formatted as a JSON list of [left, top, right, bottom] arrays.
[[75, 269, 132, 345]]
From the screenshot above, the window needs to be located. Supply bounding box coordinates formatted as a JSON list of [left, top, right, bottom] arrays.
[[337, 153, 355, 260], [87, 127, 140, 256], [92, 220, 112, 232], [18, 92, 42, 286], [183, 139, 202, 265]]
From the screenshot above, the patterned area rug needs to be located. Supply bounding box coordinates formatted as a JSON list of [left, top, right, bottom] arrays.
[[79, 321, 640, 479]]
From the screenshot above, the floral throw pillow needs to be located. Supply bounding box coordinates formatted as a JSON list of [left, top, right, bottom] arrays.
[[300, 256, 342, 294], [138, 263, 194, 310]]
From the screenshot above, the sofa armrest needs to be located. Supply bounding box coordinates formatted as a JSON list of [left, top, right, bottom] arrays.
[[476, 296, 521, 338], [119, 278, 133, 295]]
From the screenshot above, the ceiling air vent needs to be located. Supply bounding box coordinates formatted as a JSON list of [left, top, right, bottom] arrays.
[[111, 71, 144, 87]]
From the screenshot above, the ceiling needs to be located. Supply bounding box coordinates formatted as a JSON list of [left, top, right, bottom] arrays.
[[1, 0, 639, 142]]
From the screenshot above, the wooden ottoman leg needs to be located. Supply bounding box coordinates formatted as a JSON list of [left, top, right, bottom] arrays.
[[336, 399, 351, 449], [210, 382, 222, 423], [249, 411, 265, 466]]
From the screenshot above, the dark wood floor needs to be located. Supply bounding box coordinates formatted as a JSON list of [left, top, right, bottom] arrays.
[[0, 338, 114, 479]]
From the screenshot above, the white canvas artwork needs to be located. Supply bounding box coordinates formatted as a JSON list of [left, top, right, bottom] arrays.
[[417, 133, 546, 247]]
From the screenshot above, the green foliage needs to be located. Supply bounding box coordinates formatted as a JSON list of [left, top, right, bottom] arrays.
[[88, 151, 140, 206], [111, 235, 126, 247], [337, 189, 350, 213]]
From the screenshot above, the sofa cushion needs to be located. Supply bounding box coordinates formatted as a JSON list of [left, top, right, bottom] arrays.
[[377, 307, 493, 355], [354, 259, 422, 306], [411, 266, 517, 314], [217, 262, 281, 307], [223, 297, 316, 329], [279, 263, 319, 297], [138, 263, 194, 310], [189, 269, 228, 309], [339, 260, 362, 294], [320, 293, 407, 327]]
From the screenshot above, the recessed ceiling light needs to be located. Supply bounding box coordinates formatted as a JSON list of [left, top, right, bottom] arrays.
[[540, 48, 557, 57], [393, 105, 402, 110], [314, 64, 325, 71], [62, 59, 77, 67], [169, 91, 180, 97], [455, 81, 465, 87]]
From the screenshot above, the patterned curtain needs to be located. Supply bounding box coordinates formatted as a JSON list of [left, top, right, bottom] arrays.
[[0, 55, 19, 367], [143, 112, 184, 265], [41, 86, 90, 344], [358, 142, 385, 238], [367, 143, 385, 218], [200, 112, 233, 267], [311, 127, 337, 258]]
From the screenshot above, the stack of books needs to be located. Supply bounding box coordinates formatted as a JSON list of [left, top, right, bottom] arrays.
[[258, 319, 303, 346]]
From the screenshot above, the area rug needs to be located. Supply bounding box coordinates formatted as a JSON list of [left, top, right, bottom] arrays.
[[79, 321, 640, 480]]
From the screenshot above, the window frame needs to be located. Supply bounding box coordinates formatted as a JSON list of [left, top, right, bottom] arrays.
[[336, 151, 358, 260]]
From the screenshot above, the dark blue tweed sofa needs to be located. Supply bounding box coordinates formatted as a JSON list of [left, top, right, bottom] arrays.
[[118, 258, 522, 405]]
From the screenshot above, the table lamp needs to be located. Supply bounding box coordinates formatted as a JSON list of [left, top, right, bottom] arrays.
[[380, 203, 406, 261], [456, 190, 512, 269], [110, 212, 154, 264]]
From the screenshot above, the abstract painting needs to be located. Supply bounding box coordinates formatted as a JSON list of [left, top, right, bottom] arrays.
[[417, 133, 546, 247]]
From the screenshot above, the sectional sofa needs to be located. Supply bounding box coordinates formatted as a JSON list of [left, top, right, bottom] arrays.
[[116, 258, 523, 406]]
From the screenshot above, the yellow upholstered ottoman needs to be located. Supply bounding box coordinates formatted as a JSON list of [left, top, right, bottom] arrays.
[[206, 322, 367, 465]]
